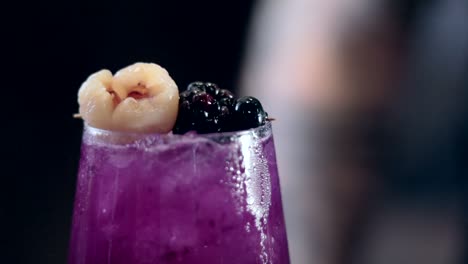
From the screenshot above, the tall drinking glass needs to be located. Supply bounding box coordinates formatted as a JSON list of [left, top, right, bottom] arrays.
[[68, 121, 290, 264]]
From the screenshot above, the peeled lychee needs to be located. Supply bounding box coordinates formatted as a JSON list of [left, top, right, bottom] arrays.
[[78, 63, 179, 133]]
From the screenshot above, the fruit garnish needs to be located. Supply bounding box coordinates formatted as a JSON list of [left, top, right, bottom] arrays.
[[233, 96, 268, 131], [78, 62, 179, 133], [173, 82, 268, 134]]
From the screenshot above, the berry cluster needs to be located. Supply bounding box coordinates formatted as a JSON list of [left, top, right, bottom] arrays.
[[173, 82, 268, 134]]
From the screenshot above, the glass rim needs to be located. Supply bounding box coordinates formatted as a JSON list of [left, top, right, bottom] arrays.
[[83, 121, 273, 145]]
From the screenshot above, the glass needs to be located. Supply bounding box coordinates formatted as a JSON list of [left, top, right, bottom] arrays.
[[68, 121, 290, 264]]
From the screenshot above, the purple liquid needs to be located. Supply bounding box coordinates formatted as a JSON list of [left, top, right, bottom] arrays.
[[68, 122, 289, 264]]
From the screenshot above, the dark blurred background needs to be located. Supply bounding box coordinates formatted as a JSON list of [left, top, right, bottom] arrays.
[[3, 0, 468, 263]]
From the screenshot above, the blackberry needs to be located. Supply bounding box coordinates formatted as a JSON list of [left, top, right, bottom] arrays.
[[217, 97, 235, 132], [173, 82, 225, 134], [173, 82, 269, 134], [232, 96, 268, 131], [192, 92, 217, 112], [187, 81, 205, 92], [216, 89, 234, 99], [204, 82, 220, 96]]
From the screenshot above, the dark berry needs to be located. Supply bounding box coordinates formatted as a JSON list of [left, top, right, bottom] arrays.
[[190, 105, 219, 134], [219, 105, 231, 116], [233, 96, 268, 130], [204, 82, 219, 96], [180, 100, 191, 112], [217, 107, 231, 132], [190, 87, 204, 96], [214, 97, 234, 132], [216, 89, 234, 99], [180, 87, 203, 103], [218, 97, 235, 109], [197, 117, 219, 133], [174, 86, 221, 134], [174, 82, 268, 134], [192, 92, 218, 133], [192, 92, 217, 112], [187, 81, 205, 92], [179, 90, 191, 101], [172, 99, 192, 134]]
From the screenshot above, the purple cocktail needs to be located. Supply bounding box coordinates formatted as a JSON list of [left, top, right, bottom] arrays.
[[68, 121, 290, 263]]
